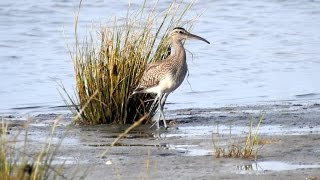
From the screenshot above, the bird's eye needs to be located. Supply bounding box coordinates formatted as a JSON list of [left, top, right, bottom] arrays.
[[178, 31, 183, 34]]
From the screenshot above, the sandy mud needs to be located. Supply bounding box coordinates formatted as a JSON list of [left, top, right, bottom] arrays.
[[2, 103, 320, 179]]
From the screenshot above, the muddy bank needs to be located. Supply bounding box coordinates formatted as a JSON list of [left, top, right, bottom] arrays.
[[2, 103, 320, 179]]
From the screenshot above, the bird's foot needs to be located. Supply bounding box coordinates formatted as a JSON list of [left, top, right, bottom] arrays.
[[149, 121, 168, 130]]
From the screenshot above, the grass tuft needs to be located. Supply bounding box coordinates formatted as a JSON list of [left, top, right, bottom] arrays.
[[0, 118, 73, 180], [62, 1, 197, 125], [213, 115, 264, 159]]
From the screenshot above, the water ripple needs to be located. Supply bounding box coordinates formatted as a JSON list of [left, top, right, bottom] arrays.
[[1, 0, 320, 114]]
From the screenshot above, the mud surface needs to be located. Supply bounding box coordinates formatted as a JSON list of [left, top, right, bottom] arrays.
[[2, 103, 320, 179]]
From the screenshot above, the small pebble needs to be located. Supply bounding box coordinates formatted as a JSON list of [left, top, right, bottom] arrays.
[[105, 160, 112, 165]]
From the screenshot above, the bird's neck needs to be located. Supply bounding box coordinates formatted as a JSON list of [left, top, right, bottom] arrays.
[[171, 40, 186, 63]]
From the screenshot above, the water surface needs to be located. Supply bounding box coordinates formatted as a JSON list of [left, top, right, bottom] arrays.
[[1, 0, 320, 115]]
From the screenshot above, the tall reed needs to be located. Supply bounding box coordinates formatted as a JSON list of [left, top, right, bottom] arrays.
[[64, 1, 196, 124]]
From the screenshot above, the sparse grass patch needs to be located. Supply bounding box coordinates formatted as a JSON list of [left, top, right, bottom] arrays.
[[212, 115, 264, 159], [0, 118, 77, 180], [62, 0, 198, 125]]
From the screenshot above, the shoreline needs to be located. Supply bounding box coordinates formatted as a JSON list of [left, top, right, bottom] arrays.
[[2, 103, 320, 179]]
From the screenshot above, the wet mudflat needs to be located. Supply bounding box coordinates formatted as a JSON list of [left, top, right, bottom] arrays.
[[3, 103, 320, 179]]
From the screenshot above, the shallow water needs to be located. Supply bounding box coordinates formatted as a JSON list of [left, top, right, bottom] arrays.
[[1, 0, 320, 115], [176, 124, 320, 136], [238, 161, 320, 173]]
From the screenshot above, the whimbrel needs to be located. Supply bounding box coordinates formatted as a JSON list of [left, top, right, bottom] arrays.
[[132, 27, 210, 129]]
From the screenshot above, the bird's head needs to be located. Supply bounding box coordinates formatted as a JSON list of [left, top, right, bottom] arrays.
[[170, 27, 210, 44]]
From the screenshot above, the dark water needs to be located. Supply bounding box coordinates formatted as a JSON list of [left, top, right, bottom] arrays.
[[1, 0, 320, 115]]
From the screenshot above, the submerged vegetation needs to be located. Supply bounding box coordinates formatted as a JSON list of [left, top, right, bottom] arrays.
[[62, 1, 198, 125]]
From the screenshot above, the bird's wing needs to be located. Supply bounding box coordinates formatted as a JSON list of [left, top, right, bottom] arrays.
[[144, 60, 163, 71], [137, 61, 171, 90]]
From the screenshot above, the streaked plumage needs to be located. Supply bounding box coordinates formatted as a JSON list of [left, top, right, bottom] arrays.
[[132, 27, 210, 129]]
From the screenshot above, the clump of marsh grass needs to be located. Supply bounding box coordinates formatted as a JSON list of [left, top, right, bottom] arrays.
[[0, 119, 76, 180], [62, 1, 198, 125], [213, 115, 264, 159]]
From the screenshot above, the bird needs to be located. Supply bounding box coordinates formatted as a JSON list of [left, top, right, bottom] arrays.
[[132, 27, 210, 129]]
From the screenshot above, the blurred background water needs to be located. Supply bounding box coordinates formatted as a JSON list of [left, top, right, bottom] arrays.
[[0, 0, 320, 116]]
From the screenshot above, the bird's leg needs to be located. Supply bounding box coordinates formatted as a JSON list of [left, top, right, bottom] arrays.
[[151, 93, 167, 129], [158, 93, 169, 129], [154, 94, 166, 129], [149, 94, 161, 129], [149, 94, 160, 115]]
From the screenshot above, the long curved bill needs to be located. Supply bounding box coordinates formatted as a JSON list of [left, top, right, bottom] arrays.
[[187, 32, 210, 44]]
